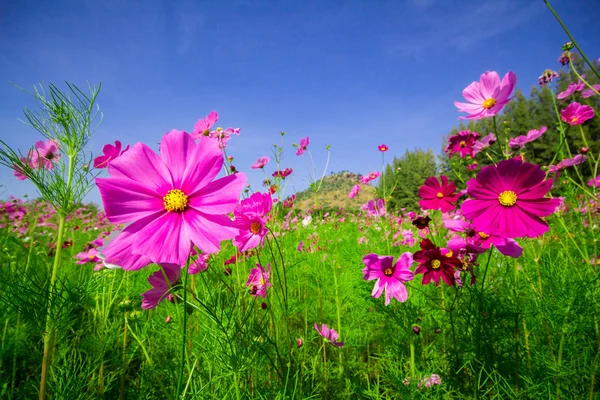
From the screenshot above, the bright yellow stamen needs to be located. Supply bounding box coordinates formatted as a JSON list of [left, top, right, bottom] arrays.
[[163, 189, 189, 212], [498, 190, 517, 207], [478, 232, 490, 239], [571, 117, 578, 124], [259, 277, 265, 285], [384, 267, 393, 276], [431, 259, 441, 269], [88, 254, 96, 259], [436, 192, 444, 199], [216, 127, 223, 132], [459, 141, 466, 148], [482, 98, 497, 109], [445, 251, 453, 258], [250, 222, 262, 235]]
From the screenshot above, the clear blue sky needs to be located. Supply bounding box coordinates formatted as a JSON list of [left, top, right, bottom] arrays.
[[1, 0, 599, 204]]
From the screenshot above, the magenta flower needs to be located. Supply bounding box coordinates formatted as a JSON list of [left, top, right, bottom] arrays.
[[233, 192, 272, 252], [362, 199, 385, 217], [314, 323, 344, 347], [209, 127, 240, 149], [94, 140, 129, 169], [362, 252, 414, 305], [557, 77, 585, 100], [141, 264, 180, 309], [508, 126, 547, 150], [588, 176, 600, 187], [188, 253, 209, 274], [413, 239, 461, 286], [296, 136, 310, 156], [378, 144, 389, 152], [12, 156, 34, 180], [246, 263, 271, 298], [445, 130, 481, 158], [74, 248, 103, 270], [418, 176, 459, 213], [31, 139, 60, 170], [582, 84, 600, 98], [461, 159, 560, 239], [96, 129, 246, 269], [190, 111, 218, 138], [272, 168, 293, 179], [455, 71, 517, 120], [251, 156, 270, 169], [561, 102, 595, 125], [348, 184, 360, 199], [549, 154, 588, 173], [472, 132, 496, 155]]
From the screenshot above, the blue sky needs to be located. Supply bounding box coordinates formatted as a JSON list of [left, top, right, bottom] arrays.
[[1, 0, 599, 204]]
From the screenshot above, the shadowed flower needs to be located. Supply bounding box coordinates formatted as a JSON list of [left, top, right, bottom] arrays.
[[314, 323, 344, 347], [246, 263, 271, 298], [296, 136, 310, 156], [414, 239, 462, 286], [12, 156, 34, 180], [251, 156, 270, 169], [561, 102, 595, 126], [141, 264, 180, 309], [461, 159, 560, 239], [582, 84, 600, 98], [455, 71, 517, 120], [32, 139, 60, 170], [378, 144, 389, 152], [412, 215, 431, 230], [233, 192, 272, 252], [418, 176, 459, 213], [94, 140, 129, 169], [96, 129, 246, 269], [362, 252, 414, 305], [508, 126, 547, 150], [445, 130, 481, 158]]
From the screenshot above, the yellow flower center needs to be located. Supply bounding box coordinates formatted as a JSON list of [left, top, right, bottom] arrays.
[[445, 251, 453, 258], [259, 277, 265, 285], [498, 190, 517, 207], [478, 232, 490, 239], [431, 259, 441, 269], [459, 141, 466, 148], [384, 267, 394, 276], [482, 98, 497, 109], [571, 117, 578, 124], [88, 254, 96, 259], [436, 192, 444, 199], [163, 189, 189, 212], [250, 222, 262, 235]]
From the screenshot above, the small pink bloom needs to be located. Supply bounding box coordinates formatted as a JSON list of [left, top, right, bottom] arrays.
[[550, 154, 588, 172], [314, 323, 344, 347], [378, 144, 389, 152], [455, 71, 517, 120], [233, 192, 272, 252], [561, 102, 595, 125], [190, 111, 218, 138], [445, 130, 481, 158], [188, 253, 209, 274], [582, 84, 600, 98], [361, 199, 386, 217], [557, 76, 586, 100], [272, 168, 293, 179], [251, 156, 270, 169], [246, 263, 271, 298], [508, 126, 547, 150], [12, 156, 34, 180], [32, 139, 60, 170], [94, 140, 129, 169], [141, 264, 180, 309], [296, 136, 309, 156], [74, 248, 101, 265], [472, 132, 496, 155], [348, 184, 360, 199], [587, 175, 600, 187]]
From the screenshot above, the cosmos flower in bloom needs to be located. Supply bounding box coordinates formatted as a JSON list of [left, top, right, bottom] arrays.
[[251, 156, 270, 169], [272, 168, 293, 179], [296, 136, 310, 156], [362, 198, 386, 217], [246, 263, 271, 298], [461, 159, 560, 239], [508, 126, 547, 150], [418, 176, 459, 213], [582, 84, 600, 98], [362, 252, 414, 305], [472, 132, 496, 155], [549, 154, 587, 173], [413, 239, 461, 286], [455, 71, 517, 120], [94, 140, 129, 169], [348, 184, 360, 199], [587, 175, 600, 187], [314, 323, 344, 347], [96, 129, 246, 269], [445, 130, 481, 158], [233, 192, 272, 252], [378, 144, 389, 152], [32, 139, 60, 170], [141, 264, 180, 309], [12, 156, 34, 180], [557, 77, 585, 100], [190, 111, 218, 138], [561, 102, 595, 126]]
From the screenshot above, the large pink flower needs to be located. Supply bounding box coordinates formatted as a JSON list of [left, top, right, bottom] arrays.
[[461, 159, 560, 239], [362, 252, 414, 305], [561, 102, 595, 125], [233, 192, 272, 252], [418, 176, 459, 213], [445, 130, 480, 158], [455, 71, 517, 120], [96, 130, 246, 269]]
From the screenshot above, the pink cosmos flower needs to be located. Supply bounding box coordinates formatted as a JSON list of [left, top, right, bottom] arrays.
[[362, 252, 414, 305], [272, 168, 293, 179], [472, 132, 496, 155], [561, 102, 595, 125], [74, 248, 104, 270], [296, 136, 309, 156], [251, 156, 270, 169], [246, 263, 271, 298], [32, 139, 60, 170], [209, 127, 240, 149], [348, 184, 360, 199], [12, 156, 34, 180], [94, 140, 129, 169], [557, 77, 585, 100], [362, 199, 385, 217], [314, 323, 344, 347], [587, 176, 600, 187], [190, 111, 218, 138], [445, 130, 481, 158], [461, 159, 560, 239], [582, 84, 600, 98], [418, 374, 442, 389], [141, 264, 180, 309], [508, 126, 547, 150], [233, 192, 272, 252], [418, 176, 459, 213], [96, 129, 246, 269], [455, 71, 517, 120], [549, 154, 588, 173], [538, 69, 559, 87], [188, 253, 209, 274], [378, 144, 389, 152]]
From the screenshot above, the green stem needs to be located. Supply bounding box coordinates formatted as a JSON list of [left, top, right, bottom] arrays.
[[176, 266, 189, 399]]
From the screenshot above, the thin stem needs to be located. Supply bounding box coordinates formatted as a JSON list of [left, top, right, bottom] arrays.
[[176, 266, 189, 399]]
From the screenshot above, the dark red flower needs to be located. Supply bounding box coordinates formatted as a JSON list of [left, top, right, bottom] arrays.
[[413, 239, 462, 286]]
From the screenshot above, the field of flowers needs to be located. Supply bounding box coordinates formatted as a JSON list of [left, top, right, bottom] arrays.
[[1, 8, 600, 400]]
